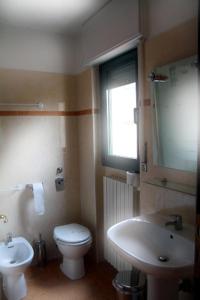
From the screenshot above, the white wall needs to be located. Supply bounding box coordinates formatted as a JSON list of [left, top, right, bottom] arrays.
[[78, 0, 140, 67], [0, 25, 76, 74], [76, 0, 198, 70], [1, 1, 197, 74]]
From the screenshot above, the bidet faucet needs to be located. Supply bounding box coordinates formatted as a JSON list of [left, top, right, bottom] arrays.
[[0, 214, 8, 223], [5, 232, 12, 246], [165, 214, 183, 230]]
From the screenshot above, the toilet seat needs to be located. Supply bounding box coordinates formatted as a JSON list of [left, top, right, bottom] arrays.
[[54, 223, 92, 245], [55, 237, 92, 246]]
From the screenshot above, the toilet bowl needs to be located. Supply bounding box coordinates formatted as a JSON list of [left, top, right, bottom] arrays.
[[53, 223, 92, 280]]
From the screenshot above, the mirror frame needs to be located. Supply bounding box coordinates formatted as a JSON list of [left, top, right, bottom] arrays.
[[194, 1, 200, 298], [150, 57, 198, 173]]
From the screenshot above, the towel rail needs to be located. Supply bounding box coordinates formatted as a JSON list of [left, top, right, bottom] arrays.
[[0, 184, 33, 193], [0, 102, 44, 109]]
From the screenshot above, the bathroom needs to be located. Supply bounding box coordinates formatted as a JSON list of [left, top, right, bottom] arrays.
[[0, 0, 198, 299]]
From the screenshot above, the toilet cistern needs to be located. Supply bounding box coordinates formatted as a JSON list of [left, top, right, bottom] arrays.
[[0, 214, 8, 223]]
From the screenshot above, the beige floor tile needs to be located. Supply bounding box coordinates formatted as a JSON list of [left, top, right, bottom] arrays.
[[24, 260, 117, 300]]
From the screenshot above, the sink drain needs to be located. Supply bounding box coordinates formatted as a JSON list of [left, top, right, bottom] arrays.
[[10, 260, 16, 264], [158, 255, 169, 262]]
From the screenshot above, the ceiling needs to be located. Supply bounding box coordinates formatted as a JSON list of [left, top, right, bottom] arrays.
[[0, 0, 111, 34]]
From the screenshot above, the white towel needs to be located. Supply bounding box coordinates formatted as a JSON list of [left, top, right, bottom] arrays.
[[32, 182, 45, 215]]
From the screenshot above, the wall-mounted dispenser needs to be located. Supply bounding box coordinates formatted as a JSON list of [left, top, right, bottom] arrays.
[[55, 167, 64, 191]]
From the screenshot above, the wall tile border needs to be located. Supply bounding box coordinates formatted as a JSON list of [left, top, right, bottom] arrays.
[[0, 108, 99, 117]]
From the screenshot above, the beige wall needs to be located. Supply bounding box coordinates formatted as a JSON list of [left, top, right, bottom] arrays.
[[76, 69, 97, 259], [0, 69, 77, 111], [75, 68, 126, 261], [0, 17, 197, 265], [0, 67, 99, 261], [140, 18, 197, 224], [0, 69, 80, 259], [90, 18, 198, 263]]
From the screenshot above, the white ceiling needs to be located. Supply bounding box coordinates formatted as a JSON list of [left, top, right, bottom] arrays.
[[0, 0, 111, 34]]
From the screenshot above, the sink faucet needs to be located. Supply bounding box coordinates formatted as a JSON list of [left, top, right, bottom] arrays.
[[165, 214, 183, 230], [5, 233, 12, 246], [0, 214, 8, 223]]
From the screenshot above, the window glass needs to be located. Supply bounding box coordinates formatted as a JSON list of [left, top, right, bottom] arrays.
[[107, 83, 137, 159], [100, 49, 139, 172]]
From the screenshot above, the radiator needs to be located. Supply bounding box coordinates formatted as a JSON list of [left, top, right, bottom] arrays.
[[103, 176, 138, 271]]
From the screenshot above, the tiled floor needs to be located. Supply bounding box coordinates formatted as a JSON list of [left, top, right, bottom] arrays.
[[25, 260, 117, 300]]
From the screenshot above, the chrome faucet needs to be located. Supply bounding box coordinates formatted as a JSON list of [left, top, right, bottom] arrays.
[[0, 214, 8, 223], [165, 214, 183, 230], [5, 232, 12, 246]]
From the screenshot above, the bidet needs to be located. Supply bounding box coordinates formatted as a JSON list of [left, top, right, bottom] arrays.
[[0, 237, 34, 300]]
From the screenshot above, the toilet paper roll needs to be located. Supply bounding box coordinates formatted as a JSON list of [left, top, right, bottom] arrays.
[[126, 171, 140, 188], [33, 182, 45, 215]]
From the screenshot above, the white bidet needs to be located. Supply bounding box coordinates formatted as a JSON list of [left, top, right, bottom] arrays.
[[0, 237, 34, 300]]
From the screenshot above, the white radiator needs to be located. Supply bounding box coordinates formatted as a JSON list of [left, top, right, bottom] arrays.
[[103, 176, 138, 271]]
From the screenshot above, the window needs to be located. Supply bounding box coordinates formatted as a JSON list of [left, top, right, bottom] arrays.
[[100, 49, 139, 172]]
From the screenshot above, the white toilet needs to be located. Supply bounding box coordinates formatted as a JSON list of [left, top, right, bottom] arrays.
[[53, 223, 92, 280]]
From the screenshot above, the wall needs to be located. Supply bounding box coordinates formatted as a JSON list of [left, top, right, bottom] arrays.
[[0, 1, 198, 265], [73, 2, 199, 265], [75, 6, 199, 266], [0, 68, 80, 258], [147, 0, 198, 38], [76, 69, 97, 258], [74, 0, 141, 258], [0, 25, 75, 74], [76, 0, 198, 70], [75, 67, 124, 261], [77, 0, 140, 68], [140, 18, 198, 224], [1, 0, 196, 74]]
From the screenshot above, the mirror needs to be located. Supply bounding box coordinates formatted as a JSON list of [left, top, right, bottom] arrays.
[[151, 56, 198, 172]]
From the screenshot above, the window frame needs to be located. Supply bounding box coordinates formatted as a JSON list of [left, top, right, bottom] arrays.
[[99, 48, 139, 172]]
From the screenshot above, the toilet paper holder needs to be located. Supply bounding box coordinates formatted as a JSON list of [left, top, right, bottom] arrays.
[[26, 183, 44, 192], [56, 167, 63, 175], [55, 167, 64, 191], [26, 184, 33, 191]]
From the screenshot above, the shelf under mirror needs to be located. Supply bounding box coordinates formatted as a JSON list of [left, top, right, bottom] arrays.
[[144, 178, 196, 196]]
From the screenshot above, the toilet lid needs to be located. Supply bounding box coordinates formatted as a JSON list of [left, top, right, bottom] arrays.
[[54, 223, 91, 244]]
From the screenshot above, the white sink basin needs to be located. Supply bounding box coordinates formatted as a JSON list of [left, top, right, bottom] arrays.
[[0, 237, 34, 300], [107, 214, 195, 300]]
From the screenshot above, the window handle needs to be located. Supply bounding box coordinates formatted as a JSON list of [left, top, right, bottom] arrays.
[[134, 108, 139, 124], [141, 142, 148, 172]]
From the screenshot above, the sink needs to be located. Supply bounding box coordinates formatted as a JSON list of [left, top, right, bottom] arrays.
[[0, 237, 34, 300], [107, 214, 194, 300]]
